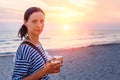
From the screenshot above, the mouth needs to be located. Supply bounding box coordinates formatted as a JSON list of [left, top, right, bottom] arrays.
[[35, 30, 41, 32]]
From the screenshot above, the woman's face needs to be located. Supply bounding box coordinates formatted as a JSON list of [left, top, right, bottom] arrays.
[[24, 12, 45, 36]]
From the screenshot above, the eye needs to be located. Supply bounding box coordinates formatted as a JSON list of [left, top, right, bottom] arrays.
[[32, 20, 37, 23], [40, 20, 44, 23]]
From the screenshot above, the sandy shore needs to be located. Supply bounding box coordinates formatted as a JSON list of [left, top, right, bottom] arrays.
[[0, 43, 120, 80]]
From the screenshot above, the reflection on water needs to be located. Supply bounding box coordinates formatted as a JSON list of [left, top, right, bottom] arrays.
[[0, 30, 120, 53]]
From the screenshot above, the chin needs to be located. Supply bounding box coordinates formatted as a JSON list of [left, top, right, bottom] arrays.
[[36, 32, 42, 36]]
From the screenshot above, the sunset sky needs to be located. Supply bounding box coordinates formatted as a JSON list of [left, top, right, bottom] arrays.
[[0, 0, 120, 31]]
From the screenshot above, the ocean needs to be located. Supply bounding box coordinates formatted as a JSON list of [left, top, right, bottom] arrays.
[[0, 29, 120, 54]]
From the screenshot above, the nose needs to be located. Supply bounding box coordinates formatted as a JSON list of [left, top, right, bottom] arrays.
[[37, 22, 42, 28], [36, 22, 44, 30]]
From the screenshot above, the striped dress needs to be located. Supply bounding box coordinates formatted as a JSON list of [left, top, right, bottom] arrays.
[[12, 43, 50, 80]]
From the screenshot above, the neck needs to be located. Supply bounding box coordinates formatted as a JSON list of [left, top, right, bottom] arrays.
[[27, 34, 40, 45]]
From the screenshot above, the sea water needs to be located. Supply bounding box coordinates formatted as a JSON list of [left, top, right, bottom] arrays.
[[0, 29, 120, 54]]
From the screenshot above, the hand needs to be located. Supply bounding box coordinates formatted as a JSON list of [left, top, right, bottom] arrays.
[[44, 61, 61, 74]]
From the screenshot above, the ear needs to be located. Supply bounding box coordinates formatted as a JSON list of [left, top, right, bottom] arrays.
[[24, 20, 27, 27]]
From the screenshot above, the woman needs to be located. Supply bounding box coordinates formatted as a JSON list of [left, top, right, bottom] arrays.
[[12, 7, 63, 80]]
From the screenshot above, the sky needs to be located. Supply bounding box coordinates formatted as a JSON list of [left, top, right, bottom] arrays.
[[0, 0, 120, 31]]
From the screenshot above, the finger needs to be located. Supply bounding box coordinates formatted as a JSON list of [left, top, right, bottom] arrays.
[[53, 69, 60, 73], [53, 63, 61, 67], [60, 63, 63, 66]]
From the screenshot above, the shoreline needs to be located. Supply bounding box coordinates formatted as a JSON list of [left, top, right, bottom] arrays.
[[0, 42, 120, 56]]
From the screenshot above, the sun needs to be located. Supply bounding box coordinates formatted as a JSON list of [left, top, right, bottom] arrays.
[[63, 25, 70, 31]]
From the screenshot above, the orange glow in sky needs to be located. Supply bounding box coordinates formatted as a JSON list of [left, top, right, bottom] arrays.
[[0, 0, 96, 24], [0, 0, 120, 30]]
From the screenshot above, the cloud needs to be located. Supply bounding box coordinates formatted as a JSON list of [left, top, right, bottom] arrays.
[[67, 0, 96, 8], [0, 0, 120, 24], [87, 0, 120, 23], [0, 7, 23, 22], [0, 0, 49, 22]]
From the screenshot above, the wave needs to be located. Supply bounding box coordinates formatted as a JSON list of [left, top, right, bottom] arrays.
[[0, 52, 15, 56], [4, 42, 11, 44], [87, 42, 120, 47], [0, 40, 6, 42], [56, 35, 106, 41], [12, 38, 21, 41], [1, 42, 120, 55], [46, 42, 120, 51]]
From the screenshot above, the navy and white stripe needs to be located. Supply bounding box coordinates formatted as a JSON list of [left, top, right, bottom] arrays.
[[12, 43, 50, 80]]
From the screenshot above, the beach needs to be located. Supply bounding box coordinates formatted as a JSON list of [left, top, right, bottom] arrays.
[[0, 43, 120, 80]]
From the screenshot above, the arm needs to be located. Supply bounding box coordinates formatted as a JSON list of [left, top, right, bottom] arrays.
[[22, 62, 61, 80], [22, 61, 61, 80], [22, 66, 46, 80]]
